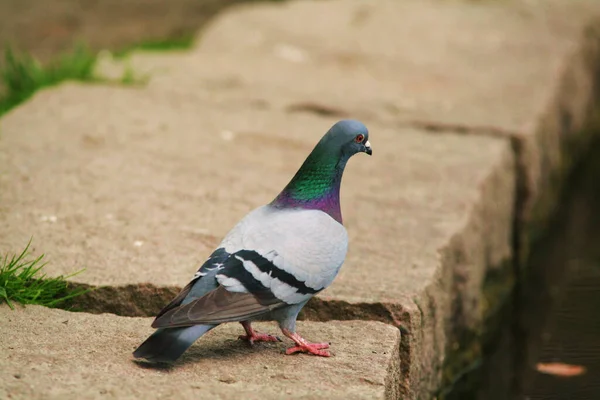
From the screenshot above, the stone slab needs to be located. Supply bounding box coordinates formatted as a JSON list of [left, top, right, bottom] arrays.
[[114, 0, 600, 223], [194, 0, 598, 129], [0, 84, 512, 298], [0, 305, 401, 399], [0, 84, 515, 398]]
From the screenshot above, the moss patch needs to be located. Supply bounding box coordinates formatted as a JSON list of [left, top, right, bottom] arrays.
[[438, 114, 600, 398], [436, 259, 516, 399]]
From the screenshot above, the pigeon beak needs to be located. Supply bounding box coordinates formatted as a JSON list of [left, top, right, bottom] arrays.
[[364, 140, 372, 156]]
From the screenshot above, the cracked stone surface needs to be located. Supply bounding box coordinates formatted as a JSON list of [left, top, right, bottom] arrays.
[[0, 305, 401, 399]]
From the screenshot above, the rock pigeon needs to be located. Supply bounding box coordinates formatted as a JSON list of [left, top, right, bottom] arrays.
[[133, 120, 372, 362]]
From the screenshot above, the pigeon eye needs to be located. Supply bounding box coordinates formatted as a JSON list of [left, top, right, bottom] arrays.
[[355, 134, 365, 143]]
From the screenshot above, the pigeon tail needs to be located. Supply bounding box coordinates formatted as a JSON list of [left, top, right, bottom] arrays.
[[133, 324, 216, 363]]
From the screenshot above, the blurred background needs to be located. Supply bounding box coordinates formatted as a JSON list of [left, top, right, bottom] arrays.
[[0, 0, 249, 64]]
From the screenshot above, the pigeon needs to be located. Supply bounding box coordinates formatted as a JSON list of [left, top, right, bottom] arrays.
[[133, 119, 372, 362]]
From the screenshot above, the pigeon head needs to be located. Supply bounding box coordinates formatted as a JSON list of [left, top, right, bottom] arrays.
[[271, 119, 372, 223], [318, 119, 372, 158]]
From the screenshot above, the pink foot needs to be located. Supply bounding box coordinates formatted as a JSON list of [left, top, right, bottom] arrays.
[[281, 328, 332, 357], [239, 332, 281, 345], [286, 342, 331, 357], [239, 322, 281, 346]]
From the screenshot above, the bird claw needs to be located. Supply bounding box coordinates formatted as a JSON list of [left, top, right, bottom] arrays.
[[238, 333, 282, 346], [285, 342, 331, 357]]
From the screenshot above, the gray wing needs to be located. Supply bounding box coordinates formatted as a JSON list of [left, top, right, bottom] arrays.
[[151, 249, 321, 328], [153, 247, 230, 320]]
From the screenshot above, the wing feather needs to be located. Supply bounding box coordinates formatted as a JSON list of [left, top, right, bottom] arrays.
[[151, 286, 285, 328]]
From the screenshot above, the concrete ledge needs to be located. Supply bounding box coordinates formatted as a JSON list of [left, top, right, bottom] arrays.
[[0, 305, 401, 400]]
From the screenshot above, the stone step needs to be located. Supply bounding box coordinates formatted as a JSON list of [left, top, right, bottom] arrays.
[[0, 305, 401, 399], [0, 83, 514, 398]]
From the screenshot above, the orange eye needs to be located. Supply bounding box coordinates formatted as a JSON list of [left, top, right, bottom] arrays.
[[355, 134, 365, 143]]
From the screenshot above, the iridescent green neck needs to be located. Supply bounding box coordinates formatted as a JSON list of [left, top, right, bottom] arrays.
[[271, 147, 348, 223]]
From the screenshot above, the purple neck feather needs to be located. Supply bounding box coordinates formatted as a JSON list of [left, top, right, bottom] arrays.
[[271, 151, 347, 224]]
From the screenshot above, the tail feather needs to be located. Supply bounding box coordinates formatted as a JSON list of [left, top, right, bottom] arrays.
[[133, 325, 216, 363]]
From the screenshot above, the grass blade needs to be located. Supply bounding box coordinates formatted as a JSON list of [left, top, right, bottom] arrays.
[[0, 241, 91, 309]]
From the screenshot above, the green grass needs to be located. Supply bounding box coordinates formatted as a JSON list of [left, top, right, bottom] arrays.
[[0, 240, 90, 309], [112, 36, 195, 59], [0, 36, 195, 117], [0, 44, 99, 116], [0, 43, 147, 117]]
